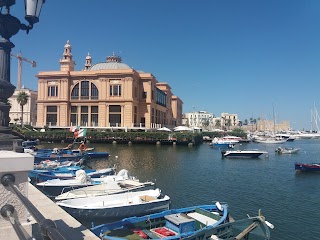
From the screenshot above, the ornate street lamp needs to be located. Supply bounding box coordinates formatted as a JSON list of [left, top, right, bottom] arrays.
[[0, 0, 45, 127]]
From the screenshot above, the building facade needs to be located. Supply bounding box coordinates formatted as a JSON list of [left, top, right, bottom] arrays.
[[221, 112, 239, 130], [183, 111, 214, 130], [36, 41, 183, 129], [9, 88, 37, 126]]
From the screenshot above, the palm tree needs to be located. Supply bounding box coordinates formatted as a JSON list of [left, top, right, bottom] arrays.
[[17, 91, 29, 126]]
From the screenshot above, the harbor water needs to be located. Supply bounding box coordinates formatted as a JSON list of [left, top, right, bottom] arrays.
[[40, 139, 320, 240]]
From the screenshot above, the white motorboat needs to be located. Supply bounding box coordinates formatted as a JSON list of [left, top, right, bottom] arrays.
[[221, 149, 268, 158], [210, 137, 238, 148], [275, 147, 300, 154], [252, 136, 287, 144], [56, 188, 170, 220], [36, 169, 133, 197], [55, 179, 155, 200]]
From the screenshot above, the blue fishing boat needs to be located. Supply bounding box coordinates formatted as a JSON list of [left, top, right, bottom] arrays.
[[34, 151, 85, 164], [29, 166, 116, 183], [91, 206, 273, 240], [32, 144, 109, 162], [22, 140, 38, 147], [91, 203, 229, 240]]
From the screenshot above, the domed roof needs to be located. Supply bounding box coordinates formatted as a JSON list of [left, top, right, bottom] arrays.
[[86, 52, 91, 60], [89, 54, 131, 71], [64, 40, 71, 48]]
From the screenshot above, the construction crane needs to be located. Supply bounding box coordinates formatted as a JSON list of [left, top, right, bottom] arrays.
[[11, 52, 36, 89]]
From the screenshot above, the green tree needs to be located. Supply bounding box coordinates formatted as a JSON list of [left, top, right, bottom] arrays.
[[215, 119, 221, 128], [202, 119, 210, 130], [17, 91, 29, 127], [226, 119, 232, 130]]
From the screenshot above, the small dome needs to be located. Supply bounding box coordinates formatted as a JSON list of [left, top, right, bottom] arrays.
[[86, 52, 91, 60], [89, 53, 131, 70], [64, 40, 71, 48]]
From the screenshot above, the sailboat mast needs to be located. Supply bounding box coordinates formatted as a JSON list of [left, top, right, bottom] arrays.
[[273, 104, 276, 134]]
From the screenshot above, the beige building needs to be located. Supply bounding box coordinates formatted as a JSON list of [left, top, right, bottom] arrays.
[[221, 112, 239, 129], [9, 88, 37, 126], [240, 119, 291, 132], [36, 41, 183, 129]]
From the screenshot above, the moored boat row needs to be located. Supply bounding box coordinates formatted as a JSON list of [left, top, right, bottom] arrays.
[[26, 141, 273, 239]]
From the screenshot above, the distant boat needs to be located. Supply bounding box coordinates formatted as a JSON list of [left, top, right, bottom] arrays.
[[275, 147, 300, 154], [221, 149, 268, 158], [252, 136, 287, 144], [210, 137, 238, 148], [56, 188, 170, 220], [295, 163, 320, 172]]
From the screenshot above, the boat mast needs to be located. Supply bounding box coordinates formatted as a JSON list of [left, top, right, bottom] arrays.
[[273, 104, 276, 134]]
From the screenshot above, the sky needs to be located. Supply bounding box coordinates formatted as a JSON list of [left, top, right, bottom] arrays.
[[7, 0, 320, 130]]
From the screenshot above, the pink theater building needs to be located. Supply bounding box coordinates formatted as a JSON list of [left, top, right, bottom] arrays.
[[36, 41, 183, 130]]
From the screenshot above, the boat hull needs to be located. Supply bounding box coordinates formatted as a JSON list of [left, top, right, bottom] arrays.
[[60, 198, 170, 220], [295, 163, 320, 172], [221, 150, 266, 158]]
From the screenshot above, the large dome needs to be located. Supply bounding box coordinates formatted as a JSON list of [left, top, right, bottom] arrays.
[[89, 54, 131, 70]]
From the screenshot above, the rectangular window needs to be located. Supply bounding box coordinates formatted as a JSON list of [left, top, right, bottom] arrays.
[[109, 105, 121, 127], [70, 106, 78, 125], [134, 106, 137, 126], [110, 85, 122, 96], [46, 106, 57, 126], [80, 106, 88, 126], [142, 92, 147, 99], [48, 86, 58, 97], [109, 105, 121, 112], [91, 106, 98, 126]]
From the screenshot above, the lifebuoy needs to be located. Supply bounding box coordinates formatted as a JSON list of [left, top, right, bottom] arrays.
[[79, 144, 87, 151]]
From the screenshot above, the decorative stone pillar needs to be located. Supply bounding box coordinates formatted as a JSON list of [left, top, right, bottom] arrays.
[[0, 150, 34, 239]]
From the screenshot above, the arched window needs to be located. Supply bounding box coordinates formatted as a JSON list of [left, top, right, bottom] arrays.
[[91, 83, 98, 99], [71, 83, 79, 99], [71, 81, 99, 100]]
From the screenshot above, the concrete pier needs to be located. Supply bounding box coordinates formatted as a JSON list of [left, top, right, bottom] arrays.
[[28, 183, 99, 240]]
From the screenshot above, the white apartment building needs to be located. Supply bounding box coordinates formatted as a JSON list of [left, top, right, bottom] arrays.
[[183, 111, 215, 130], [182, 111, 239, 131], [9, 88, 38, 126]]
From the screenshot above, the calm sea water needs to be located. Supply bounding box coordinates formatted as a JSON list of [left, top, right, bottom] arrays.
[[41, 139, 320, 240]]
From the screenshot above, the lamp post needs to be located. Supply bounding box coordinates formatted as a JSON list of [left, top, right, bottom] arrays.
[[0, 0, 45, 149], [0, 0, 45, 127]]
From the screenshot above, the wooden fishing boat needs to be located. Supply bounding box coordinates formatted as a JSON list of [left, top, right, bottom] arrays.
[[91, 207, 273, 240]]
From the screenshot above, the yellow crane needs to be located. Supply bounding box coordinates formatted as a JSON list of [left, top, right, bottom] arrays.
[[11, 52, 36, 89]]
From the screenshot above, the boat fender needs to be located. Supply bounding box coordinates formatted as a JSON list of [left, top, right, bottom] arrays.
[[79, 144, 87, 151], [216, 201, 223, 211]]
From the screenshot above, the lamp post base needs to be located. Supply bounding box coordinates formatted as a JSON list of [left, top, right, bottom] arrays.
[[0, 126, 20, 151]]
